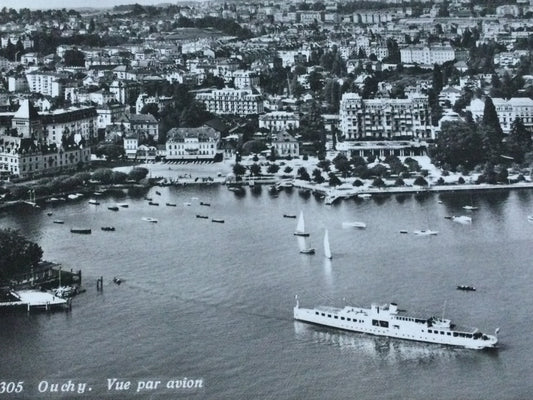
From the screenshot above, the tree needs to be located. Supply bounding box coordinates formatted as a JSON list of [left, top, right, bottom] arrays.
[[505, 117, 532, 163], [413, 176, 428, 186], [233, 163, 246, 176], [328, 172, 341, 186], [128, 167, 149, 181], [297, 167, 311, 181], [311, 168, 323, 183], [63, 49, 85, 67], [307, 70, 323, 92], [332, 153, 351, 178], [141, 103, 160, 120], [88, 18, 95, 33], [372, 177, 386, 187], [249, 163, 261, 176], [0, 229, 43, 281], [92, 168, 114, 184], [432, 64, 443, 94], [267, 163, 280, 174], [95, 144, 125, 161], [430, 121, 484, 171], [180, 101, 213, 128]]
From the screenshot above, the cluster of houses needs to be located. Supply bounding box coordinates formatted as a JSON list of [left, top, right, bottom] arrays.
[[1, 0, 533, 179]]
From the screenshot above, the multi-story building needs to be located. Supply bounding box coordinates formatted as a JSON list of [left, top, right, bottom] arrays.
[[135, 93, 173, 114], [26, 71, 66, 97], [7, 75, 29, 92], [115, 113, 159, 141], [259, 111, 300, 132], [96, 103, 129, 130], [195, 89, 264, 116], [40, 106, 98, 146], [0, 100, 90, 178], [400, 45, 455, 65], [468, 97, 533, 133], [165, 126, 219, 161], [339, 93, 432, 140], [233, 70, 260, 90], [270, 131, 299, 157], [124, 133, 139, 159]]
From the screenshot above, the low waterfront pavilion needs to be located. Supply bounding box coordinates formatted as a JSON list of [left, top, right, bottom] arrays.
[[336, 140, 428, 159]]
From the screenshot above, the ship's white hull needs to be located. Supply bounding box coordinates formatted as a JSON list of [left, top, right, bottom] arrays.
[[294, 305, 498, 350]]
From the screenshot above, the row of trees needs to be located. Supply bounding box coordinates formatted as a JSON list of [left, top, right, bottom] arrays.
[[2, 167, 149, 201]]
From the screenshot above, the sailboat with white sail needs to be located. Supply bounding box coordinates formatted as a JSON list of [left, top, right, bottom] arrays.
[[294, 211, 310, 237], [323, 229, 332, 259]]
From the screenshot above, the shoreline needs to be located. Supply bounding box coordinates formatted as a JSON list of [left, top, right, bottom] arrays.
[[2, 179, 533, 214]]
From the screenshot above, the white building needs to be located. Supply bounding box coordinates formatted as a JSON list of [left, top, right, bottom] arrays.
[[195, 89, 264, 116], [26, 71, 66, 97], [339, 92, 432, 140], [270, 130, 299, 157], [468, 97, 533, 133], [400, 45, 455, 65], [135, 93, 173, 114], [165, 126, 219, 161], [259, 111, 300, 132], [96, 103, 129, 130], [40, 107, 98, 146], [233, 70, 260, 90], [0, 100, 91, 178], [124, 133, 139, 159]]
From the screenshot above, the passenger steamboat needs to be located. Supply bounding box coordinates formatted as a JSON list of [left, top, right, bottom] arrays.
[[293, 297, 499, 350]]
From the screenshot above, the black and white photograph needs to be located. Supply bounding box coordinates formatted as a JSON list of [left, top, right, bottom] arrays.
[[0, 0, 532, 398]]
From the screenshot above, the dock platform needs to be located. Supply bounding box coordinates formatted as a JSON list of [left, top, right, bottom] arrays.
[[0, 290, 69, 312]]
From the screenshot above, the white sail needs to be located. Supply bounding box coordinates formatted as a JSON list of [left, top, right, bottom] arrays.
[[324, 229, 332, 259]]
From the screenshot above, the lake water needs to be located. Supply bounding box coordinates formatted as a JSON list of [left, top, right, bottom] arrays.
[[1, 185, 532, 399]]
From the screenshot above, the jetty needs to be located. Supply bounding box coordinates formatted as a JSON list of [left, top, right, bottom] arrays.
[[0, 290, 69, 312]]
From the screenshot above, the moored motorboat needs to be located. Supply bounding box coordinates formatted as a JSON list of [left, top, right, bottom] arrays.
[[200, 202, 211, 206], [196, 215, 209, 219], [53, 220, 64, 224], [452, 215, 472, 224], [457, 285, 476, 291], [283, 214, 297, 219], [88, 199, 100, 205], [117, 203, 129, 208], [528, 215, 533, 222], [141, 217, 158, 223], [148, 201, 159, 206], [211, 218, 225, 223], [101, 226, 115, 231], [342, 221, 367, 229], [413, 229, 438, 236], [70, 227, 92, 234], [293, 298, 499, 349], [108, 206, 119, 211], [166, 202, 177, 207]]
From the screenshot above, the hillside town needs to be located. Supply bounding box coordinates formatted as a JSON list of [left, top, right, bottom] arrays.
[[0, 0, 532, 186]]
